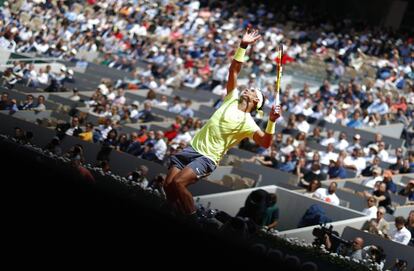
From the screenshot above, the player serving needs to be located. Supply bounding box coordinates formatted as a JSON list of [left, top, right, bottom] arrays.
[[164, 28, 282, 216]]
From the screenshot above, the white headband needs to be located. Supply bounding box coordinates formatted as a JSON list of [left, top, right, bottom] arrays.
[[255, 88, 263, 110]]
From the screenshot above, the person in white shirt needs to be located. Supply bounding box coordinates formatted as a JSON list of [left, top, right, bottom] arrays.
[[296, 113, 310, 134], [171, 125, 192, 144], [320, 143, 339, 166], [168, 96, 182, 114], [313, 182, 340, 206], [377, 141, 389, 162], [154, 131, 167, 162], [361, 166, 383, 188], [335, 132, 349, 151], [388, 216, 412, 245], [344, 147, 366, 175], [346, 134, 362, 154], [362, 196, 378, 219], [320, 129, 337, 147]]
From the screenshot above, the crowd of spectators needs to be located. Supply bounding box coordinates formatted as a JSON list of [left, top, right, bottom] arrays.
[[1, 1, 414, 264]]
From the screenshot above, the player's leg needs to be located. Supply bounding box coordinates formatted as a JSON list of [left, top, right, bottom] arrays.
[[164, 166, 181, 202], [170, 155, 216, 215]]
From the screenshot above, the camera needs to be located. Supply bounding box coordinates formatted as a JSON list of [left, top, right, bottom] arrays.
[[312, 224, 351, 251]]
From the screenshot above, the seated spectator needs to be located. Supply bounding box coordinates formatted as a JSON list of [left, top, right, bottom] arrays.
[[277, 153, 296, 173], [125, 132, 142, 157], [296, 113, 310, 134], [262, 193, 279, 230], [361, 206, 390, 237], [140, 142, 157, 162], [328, 158, 347, 179], [127, 165, 149, 189], [320, 143, 338, 165], [406, 210, 414, 246], [303, 179, 321, 197], [346, 134, 362, 154], [398, 180, 414, 202], [314, 182, 340, 206], [168, 96, 182, 114], [334, 132, 349, 151], [33, 95, 46, 112], [116, 133, 131, 152], [399, 159, 414, 174], [344, 147, 366, 175], [320, 129, 337, 147], [361, 166, 383, 188], [362, 196, 378, 219], [171, 125, 192, 145], [78, 122, 94, 143], [137, 101, 155, 123], [346, 110, 363, 128], [147, 174, 166, 199], [301, 161, 326, 186], [56, 116, 83, 139], [153, 131, 167, 164], [179, 99, 194, 118], [361, 156, 381, 177], [44, 136, 62, 156], [387, 216, 412, 245], [18, 94, 36, 110], [70, 155, 95, 183], [382, 170, 397, 193], [364, 182, 393, 214]]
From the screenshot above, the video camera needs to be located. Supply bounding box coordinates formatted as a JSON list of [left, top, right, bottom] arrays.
[[312, 224, 351, 251]]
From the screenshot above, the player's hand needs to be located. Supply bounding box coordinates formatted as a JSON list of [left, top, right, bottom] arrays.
[[269, 105, 281, 122], [241, 28, 261, 47]]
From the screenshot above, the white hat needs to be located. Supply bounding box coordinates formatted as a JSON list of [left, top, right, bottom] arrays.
[[132, 101, 140, 107], [60, 66, 67, 72], [61, 45, 68, 52], [70, 48, 77, 55], [353, 134, 361, 140], [68, 69, 74, 75]]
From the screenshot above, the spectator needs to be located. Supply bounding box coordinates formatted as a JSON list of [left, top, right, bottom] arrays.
[[44, 136, 62, 156], [328, 158, 347, 179], [153, 131, 167, 164], [361, 206, 390, 237], [168, 96, 182, 114], [18, 94, 36, 110], [388, 216, 412, 245], [179, 99, 194, 118], [59, 116, 83, 138], [382, 170, 397, 193], [364, 182, 393, 214], [127, 165, 149, 189], [303, 179, 321, 197], [406, 210, 414, 246], [362, 196, 378, 219], [361, 166, 383, 188], [33, 95, 46, 112], [314, 182, 340, 206], [262, 193, 279, 230], [70, 155, 95, 183], [69, 88, 81, 102], [137, 101, 155, 123], [398, 180, 414, 202], [78, 122, 94, 143]]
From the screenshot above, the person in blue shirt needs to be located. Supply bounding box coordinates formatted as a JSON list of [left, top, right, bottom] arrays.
[[328, 158, 347, 179], [179, 99, 194, 118], [278, 154, 296, 173], [382, 170, 397, 193], [346, 110, 363, 128]]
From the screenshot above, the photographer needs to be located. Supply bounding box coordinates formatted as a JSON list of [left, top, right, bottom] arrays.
[[127, 165, 149, 188], [324, 233, 365, 261], [363, 245, 386, 270]]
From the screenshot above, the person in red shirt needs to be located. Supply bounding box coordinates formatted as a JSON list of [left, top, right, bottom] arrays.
[[164, 123, 180, 143]]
